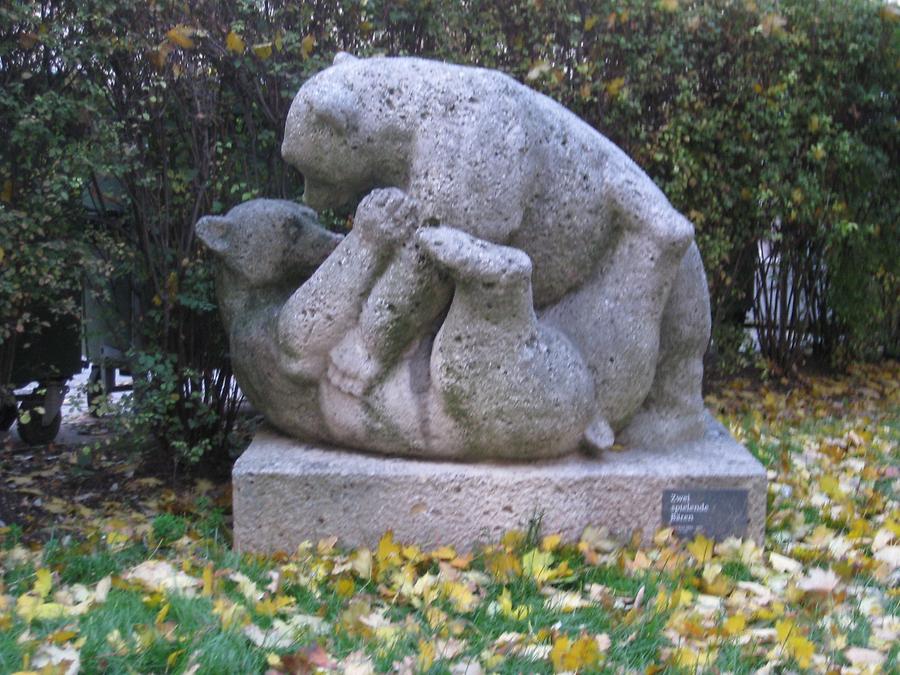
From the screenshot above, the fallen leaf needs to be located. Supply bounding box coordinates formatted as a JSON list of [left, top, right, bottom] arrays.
[[796, 567, 840, 597], [31, 642, 80, 675], [844, 646, 886, 667], [125, 561, 199, 596]]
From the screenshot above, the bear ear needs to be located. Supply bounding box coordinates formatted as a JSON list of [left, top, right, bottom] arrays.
[[195, 215, 231, 254], [310, 85, 358, 134], [333, 52, 358, 66]]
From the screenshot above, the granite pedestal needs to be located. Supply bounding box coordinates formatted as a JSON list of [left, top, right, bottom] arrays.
[[233, 414, 766, 553]]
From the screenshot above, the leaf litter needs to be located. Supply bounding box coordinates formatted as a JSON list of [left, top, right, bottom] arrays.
[[0, 361, 897, 673]]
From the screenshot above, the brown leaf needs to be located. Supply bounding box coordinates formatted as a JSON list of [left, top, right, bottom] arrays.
[[281, 644, 337, 673]]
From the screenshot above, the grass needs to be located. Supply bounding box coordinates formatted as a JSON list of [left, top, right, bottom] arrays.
[[0, 362, 897, 673]]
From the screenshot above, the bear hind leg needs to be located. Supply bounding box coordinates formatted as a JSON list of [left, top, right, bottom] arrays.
[[616, 242, 710, 448]]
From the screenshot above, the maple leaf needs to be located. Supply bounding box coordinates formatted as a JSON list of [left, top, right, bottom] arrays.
[[550, 633, 602, 672], [687, 534, 714, 564], [521, 548, 554, 583]]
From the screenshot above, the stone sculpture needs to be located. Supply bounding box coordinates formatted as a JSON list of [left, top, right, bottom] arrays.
[[197, 53, 711, 461]]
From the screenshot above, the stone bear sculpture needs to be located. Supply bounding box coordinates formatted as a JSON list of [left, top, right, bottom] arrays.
[[198, 192, 598, 458], [274, 53, 711, 454]]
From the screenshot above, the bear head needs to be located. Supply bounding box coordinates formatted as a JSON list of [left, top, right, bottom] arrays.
[[196, 199, 341, 289], [281, 53, 413, 212]]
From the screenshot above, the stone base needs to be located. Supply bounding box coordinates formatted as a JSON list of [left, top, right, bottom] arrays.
[[233, 414, 766, 553]]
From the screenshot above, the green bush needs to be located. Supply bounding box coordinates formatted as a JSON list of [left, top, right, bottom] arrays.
[[2, 0, 896, 464]]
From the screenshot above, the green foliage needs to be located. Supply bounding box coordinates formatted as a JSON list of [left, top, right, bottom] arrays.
[[152, 513, 188, 546], [2, 0, 896, 464]]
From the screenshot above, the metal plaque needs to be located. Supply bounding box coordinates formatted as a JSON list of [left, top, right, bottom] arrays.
[[662, 488, 750, 540]]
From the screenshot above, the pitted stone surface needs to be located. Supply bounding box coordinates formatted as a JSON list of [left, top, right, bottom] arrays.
[[233, 414, 765, 553], [198, 54, 714, 460]]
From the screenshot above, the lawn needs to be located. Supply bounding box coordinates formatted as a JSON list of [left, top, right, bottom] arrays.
[[0, 362, 897, 674]]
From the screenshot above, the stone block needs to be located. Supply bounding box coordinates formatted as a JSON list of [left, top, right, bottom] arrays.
[[233, 414, 765, 553]]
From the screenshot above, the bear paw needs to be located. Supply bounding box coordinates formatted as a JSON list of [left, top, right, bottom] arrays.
[[417, 225, 532, 287], [354, 188, 420, 248], [326, 328, 383, 397]]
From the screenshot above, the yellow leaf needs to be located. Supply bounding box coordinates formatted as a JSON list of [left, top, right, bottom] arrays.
[[376, 531, 402, 574], [49, 629, 78, 644], [660, 0, 679, 12], [166, 25, 195, 49], [521, 549, 555, 583], [16, 594, 39, 622], [300, 34, 316, 59], [541, 534, 562, 552], [252, 42, 272, 60], [687, 534, 714, 564], [550, 633, 601, 672], [202, 563, 214, 597], [432, 545, 457, 560], [585, 15, 599, 31], [443, 581, 477, 613], [1, 179, 11, 202], [775, 618, 796, 643], [351, 547, 373, 579], [501, 530, 525, 550], [673, 646, 717, 669], [335, 577, 355, 598], [35, 602, 68, 621], [226, 31, 245, 54], [787, 634, 815, 668], [274, 31, 284, 51], [212, 597, 244, 629], [417, 640, 436, 671], [605, 77, 626, 98], [819, 474, 844, 499], [486, 549, 521, 581], [653, 527, 674, 546], [254, 594, 295, 617], [723, 614, 746, 636], [34, 568, 52, 598], [167, 649, 186, 668], [498, 587, 529, 620]]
